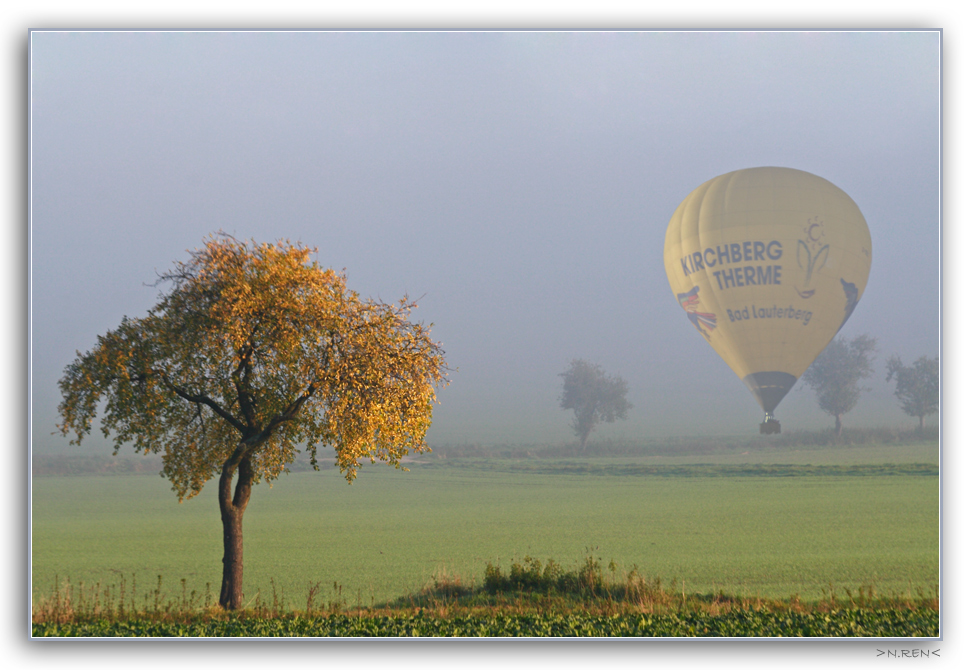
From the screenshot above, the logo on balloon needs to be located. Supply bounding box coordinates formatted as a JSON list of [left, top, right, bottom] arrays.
[[677, 285, 717, 339], [796, 217, 829, 299]]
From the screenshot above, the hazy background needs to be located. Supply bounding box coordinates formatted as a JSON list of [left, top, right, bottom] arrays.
[[29, 31, 940, 453]]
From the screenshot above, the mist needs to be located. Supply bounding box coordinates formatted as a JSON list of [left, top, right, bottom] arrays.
[[29, 31, 940, 453]]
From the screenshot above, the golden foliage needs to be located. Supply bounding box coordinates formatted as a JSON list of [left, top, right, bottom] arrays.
[[57, 234, 447, 499]]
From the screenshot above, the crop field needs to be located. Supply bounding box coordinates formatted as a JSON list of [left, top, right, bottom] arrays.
[[33, 608, 939, 638], [32, 438, 939, 621]]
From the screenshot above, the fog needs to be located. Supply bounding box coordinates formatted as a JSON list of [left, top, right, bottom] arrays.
[[29, 31, 940, 453]]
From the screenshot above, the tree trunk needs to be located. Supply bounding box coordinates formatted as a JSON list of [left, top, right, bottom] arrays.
[[219, 454, 254, 610], [918, 414, 925, 433], [834, 414, 842, 440], [579, 423, 594, 453]]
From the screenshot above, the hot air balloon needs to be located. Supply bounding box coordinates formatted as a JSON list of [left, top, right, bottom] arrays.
[[663, 167, 872, 433]]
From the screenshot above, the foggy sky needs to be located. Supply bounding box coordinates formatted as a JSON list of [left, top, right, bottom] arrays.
[[29, 31, 941, 452]]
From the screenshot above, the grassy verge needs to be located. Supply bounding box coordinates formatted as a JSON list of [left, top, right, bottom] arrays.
[[32, 426, 939, 477], [32, 556, 938, 637], [421, 427, 939, 461]]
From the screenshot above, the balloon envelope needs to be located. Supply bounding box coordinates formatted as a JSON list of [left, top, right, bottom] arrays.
[[663, 167, 872, 415]]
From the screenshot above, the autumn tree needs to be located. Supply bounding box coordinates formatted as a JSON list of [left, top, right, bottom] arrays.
[[558, 359, 632, 451], [57, 235, 447, 610], [802, 334, 877, 439], [885, 354, 939, 433]]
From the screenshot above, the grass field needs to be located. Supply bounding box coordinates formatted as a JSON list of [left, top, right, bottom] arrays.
[[31, 438, 939, 614]]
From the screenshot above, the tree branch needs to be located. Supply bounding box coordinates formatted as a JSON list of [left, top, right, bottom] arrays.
[[256, 382, 318, 444], [232, 345, 257, 429], [157, 372, 247, 434]]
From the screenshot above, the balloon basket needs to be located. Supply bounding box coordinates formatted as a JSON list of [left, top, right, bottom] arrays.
[[759, 419, 781, 435]]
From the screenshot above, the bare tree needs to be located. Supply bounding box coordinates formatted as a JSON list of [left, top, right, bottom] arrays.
[[559, 359, 631, 451], [886, 354, 939, 433], [802, 334, 877, 439]]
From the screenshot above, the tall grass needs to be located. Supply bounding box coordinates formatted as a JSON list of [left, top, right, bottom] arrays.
[[32, 573, 343, 624], [33, 573, 215, 625], [390, 555, 938, 618], [32, 554, 939, 629]]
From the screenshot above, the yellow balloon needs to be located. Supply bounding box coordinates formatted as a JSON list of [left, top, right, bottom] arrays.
[[663, 167, 872, 425]]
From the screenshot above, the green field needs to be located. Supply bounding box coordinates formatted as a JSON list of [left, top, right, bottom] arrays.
[[31, 440, 939, 611]]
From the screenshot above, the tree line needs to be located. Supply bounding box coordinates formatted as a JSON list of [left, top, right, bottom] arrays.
[[803, 336, 938, 439], [559, 339, 938, 445]]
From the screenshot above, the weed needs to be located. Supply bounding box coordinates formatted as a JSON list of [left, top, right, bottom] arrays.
[[328, 581, 345, 614], [305, 581, 322, 615]]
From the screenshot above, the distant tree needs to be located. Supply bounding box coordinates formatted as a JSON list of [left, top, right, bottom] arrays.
[[885, 354, 939, 433], [57, 235, 448, 610], [558, 359, 632, 451], [802, 334, 878, 439]]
